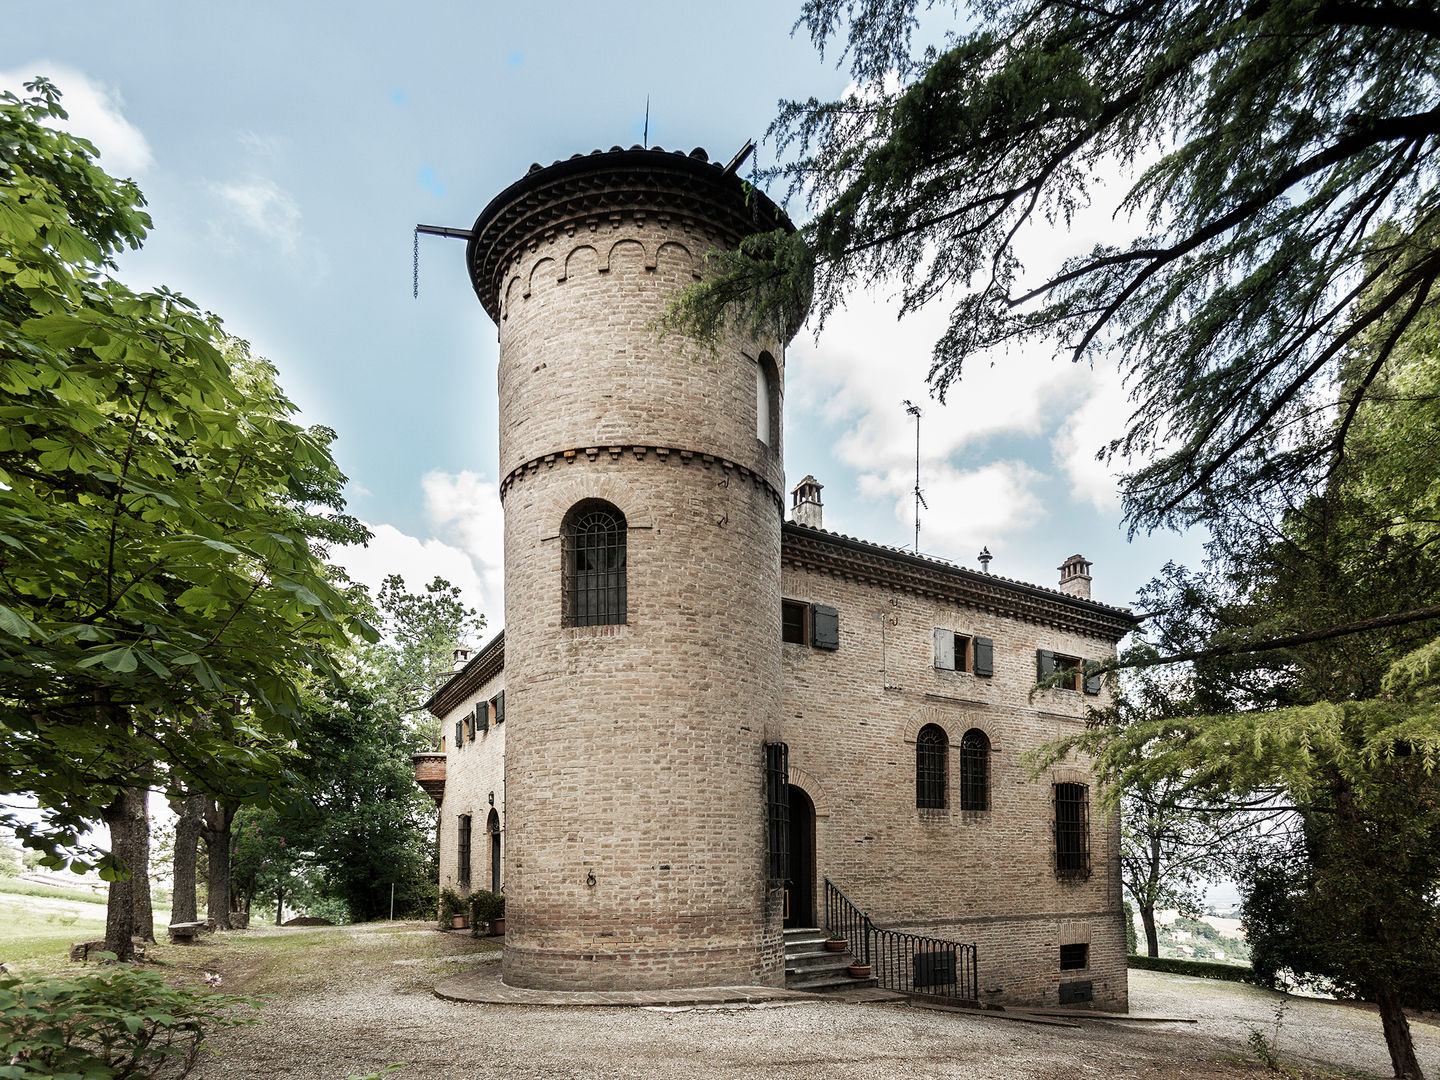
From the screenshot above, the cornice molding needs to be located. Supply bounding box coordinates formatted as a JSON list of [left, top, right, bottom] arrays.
[[426, 631, 505, 718], [780, 523, 1139, 641]]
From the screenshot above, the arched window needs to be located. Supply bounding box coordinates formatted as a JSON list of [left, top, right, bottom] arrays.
[[915, 724, 948, 809], [562, 499, 627, 626], [756, 352, 780, 447], [959, 729, 990, 811]]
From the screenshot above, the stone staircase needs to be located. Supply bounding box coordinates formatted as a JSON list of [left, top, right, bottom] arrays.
[[784, 927, 878, 993]]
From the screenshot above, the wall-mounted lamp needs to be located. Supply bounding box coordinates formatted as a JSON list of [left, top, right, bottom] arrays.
[[585, 870, 597, 887]]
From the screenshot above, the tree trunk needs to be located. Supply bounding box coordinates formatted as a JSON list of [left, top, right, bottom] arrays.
[[1375, 983, 1425, 1080], [101, 787, 147, 961], [276, 885, 284, 926], [200, 799, 236, 930], [130, 788, 154, 942], [1141, 903, 1160, 958], [170, 794, 205, 924]]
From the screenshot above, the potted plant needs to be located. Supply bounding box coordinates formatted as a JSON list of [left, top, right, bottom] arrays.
[[440, 888, 468, 930], [825, 936, 848, 952], [470, 889, 505, 936], [847, 962, 873, 978]]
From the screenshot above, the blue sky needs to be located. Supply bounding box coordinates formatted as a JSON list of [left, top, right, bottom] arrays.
[[5, 1, 1205, 629]]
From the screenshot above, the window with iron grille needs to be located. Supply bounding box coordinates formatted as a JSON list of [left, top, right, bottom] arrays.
[[765, 742, 789, 882], [916, 724, 948, 810], [1060, 943, 1089, 970], [457, 814, 472, 886], [1054, 782, 1091, 880], [562, 500, 627, 626], [959, 728, 990, 811]]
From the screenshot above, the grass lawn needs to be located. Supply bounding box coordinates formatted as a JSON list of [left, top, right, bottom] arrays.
[[0, 877, 170, 970]]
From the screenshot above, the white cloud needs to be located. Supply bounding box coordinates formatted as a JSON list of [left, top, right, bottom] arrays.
[[1051, 365, 1134, 513], [858, 459, 1045, 559], [420, 470, 506, 622], [0, 62, 153, 176], [329, 470, 507, 637], [207, 176, 327, 277]]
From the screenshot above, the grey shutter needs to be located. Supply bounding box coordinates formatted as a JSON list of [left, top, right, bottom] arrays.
[[495, 690, 505, 722], [1083, 661, 1103, 696], [973, 637, 994, 677], [933, 628, 956, 670], [477, 703, 489, 732], [455, 720, 463, 748], [811, 604, 840, 650], [1037, 649, 1056, 681]]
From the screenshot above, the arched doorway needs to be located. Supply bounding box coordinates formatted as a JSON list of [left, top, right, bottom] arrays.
[[785, 786, 816, 928], [487, 809, 501, 893]]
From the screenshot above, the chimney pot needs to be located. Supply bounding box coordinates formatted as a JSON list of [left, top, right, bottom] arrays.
[[1058, 554, 1093, 600]]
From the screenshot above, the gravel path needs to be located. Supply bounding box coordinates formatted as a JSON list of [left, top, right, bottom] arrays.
[[180, 923, 1440, 1080]]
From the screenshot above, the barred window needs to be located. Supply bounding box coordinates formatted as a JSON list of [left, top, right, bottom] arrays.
[[765, 742, 789, 881], [457, 814, 472, 886], [1054, 782, 1091, 880], [916, 724, 948, 810], [562, 500, 626, 626], [959, 729, 990, 811]]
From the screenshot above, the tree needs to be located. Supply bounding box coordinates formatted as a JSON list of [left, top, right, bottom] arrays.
[[669, 0, 1440, 532], [0, 80, 373, 957]]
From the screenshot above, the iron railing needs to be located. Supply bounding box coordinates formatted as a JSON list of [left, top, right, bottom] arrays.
[[824, 878, 978, 1001]]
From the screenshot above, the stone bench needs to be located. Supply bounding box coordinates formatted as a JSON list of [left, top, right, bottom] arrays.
[[167, 921, 208, 944]]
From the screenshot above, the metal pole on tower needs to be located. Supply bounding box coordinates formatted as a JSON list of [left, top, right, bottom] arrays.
[[904, 400, 925, 552]]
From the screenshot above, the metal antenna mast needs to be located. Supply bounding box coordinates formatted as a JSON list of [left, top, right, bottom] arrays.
[[904, 400, 927, 552]]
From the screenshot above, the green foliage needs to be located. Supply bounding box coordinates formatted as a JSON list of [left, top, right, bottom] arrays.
[[674, 0, 1440, 529], [0, 79, 376, 865], [1126, 954, 1265, 985], [0, 962, 257, 1079], [438, 888, 466, 921], [0, 843, 18, 878], [467, 889, 503, 925], [1122, 900, 1137, 955]]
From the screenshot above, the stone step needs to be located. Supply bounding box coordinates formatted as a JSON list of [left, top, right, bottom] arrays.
[[787, 971, 880, 993], [786, 951, 854, 975]]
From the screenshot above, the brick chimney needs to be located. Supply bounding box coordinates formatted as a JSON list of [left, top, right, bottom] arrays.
[[453, 645, 472, 672], [1058, 555, 1093, 600], [791, 475, 824, 529]]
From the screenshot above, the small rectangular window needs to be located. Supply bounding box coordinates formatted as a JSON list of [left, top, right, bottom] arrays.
[[1039, 650, 1083, 692], [781, 600, 807, 644], [1060, 943, 1089, 970]]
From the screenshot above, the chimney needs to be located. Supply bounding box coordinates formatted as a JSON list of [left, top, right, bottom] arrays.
[[791, 475, 824, 529], [453, 645, 472, 672], [1058, 555, 1092, 600]]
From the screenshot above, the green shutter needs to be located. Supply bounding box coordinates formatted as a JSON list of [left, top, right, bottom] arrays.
[[1083, 661, 1103, 696], [811, 604, 840, 650], [495, 690, 505, 722], [973, 637, 994, 677], [1037, 649, 1056, 681], [455, 720, 463, 748]]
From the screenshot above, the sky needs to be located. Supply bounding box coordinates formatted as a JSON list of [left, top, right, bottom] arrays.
[[5, 1, 1207, 633]]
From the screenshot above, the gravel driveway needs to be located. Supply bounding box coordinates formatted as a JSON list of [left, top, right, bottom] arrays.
[[180, 923, 1440, 1080]]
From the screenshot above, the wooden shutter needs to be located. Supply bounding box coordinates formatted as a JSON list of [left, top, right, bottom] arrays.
[[933, 628, 955, 670], [1083, 661, 1103, 696], [973, 637, 994, 677], [1037, 649, 1056, 681], [455, 720, 463, 748], [477, 703, 489, 732], [495, 690, 505, 722], [811, 604, 840, 650]]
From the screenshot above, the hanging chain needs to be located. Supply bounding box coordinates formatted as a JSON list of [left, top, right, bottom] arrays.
[[412, 227, 420, 299]]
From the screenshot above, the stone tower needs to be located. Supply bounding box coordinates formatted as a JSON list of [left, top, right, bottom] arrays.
[[466, 146, 804, 990]]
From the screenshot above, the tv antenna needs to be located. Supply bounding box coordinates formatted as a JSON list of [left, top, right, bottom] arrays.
[[904, 400, 927, 552]]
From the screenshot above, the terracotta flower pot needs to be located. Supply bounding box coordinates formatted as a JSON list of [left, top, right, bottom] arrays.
[[451, 914, 468, 930], [847, 963, 872, 978], [490, 917, 506, 936], [825, 939, 848, 952]]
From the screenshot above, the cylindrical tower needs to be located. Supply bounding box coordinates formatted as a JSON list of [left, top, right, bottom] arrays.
[[467, 146, 804, 990]]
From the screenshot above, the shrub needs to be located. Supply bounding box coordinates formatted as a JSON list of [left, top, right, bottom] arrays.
[[438, 888, 466, 921], [468, 890, 503, 925], [0, 961, 257, 1079], [1126, 954, 1265, 985]]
